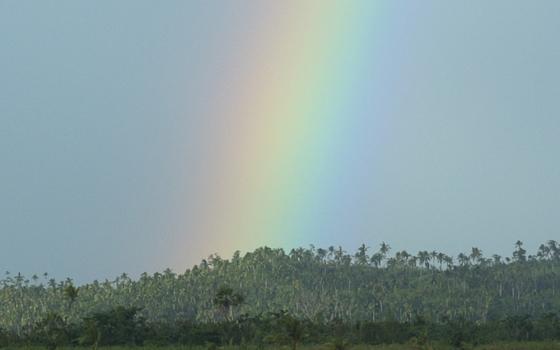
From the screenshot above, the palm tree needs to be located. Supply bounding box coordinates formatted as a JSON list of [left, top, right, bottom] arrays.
[[458, 253, 469, 267], [355, 244, 369, 265], [213, 285, 244, 321], [417, 251, 431, 269], [436, 252, 446, 270], [379, 242, 391, 259], [397, 250, 410, 266], [470, 247, 483, 265], [430, 251, 439, 266], [513, 241, 527, 262], [370, 253, 383, 268], [443, 255, 454, 269], [63, 283, 79, 309]]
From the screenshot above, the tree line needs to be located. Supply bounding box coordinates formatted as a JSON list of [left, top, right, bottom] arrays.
[[1, 240, 560, 347]]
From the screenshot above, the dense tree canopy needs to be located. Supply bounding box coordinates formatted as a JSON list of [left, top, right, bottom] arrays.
[[1, 240, 560, 336], [0, 241, 560, 349]]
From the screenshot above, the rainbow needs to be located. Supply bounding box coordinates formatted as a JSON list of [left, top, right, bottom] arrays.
[[173, 2, 392, 263]]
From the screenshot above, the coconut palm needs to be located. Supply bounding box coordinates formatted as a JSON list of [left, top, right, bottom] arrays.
[[213, 285, 244, 321]]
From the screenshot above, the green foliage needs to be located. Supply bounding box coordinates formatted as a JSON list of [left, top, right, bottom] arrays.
[[1, 241, 560, 348], [278, 312, 306, 350], [213, 285, 245, 321], [80, 306, 146, 347], [2, 241, 560, 329], [63, 283, 79, 306], [32, 313, 70, 350]]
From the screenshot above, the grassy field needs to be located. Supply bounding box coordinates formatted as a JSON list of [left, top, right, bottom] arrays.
[[5, 343, 560, 350]]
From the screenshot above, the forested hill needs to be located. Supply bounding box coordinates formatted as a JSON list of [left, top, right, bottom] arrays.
[[2, 241, 560, 333]]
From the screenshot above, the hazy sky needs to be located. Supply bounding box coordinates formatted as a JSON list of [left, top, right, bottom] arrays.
[[1, 1, 559, 282]]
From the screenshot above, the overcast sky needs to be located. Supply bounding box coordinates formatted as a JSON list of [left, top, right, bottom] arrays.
[[1, 1, 559, 283]]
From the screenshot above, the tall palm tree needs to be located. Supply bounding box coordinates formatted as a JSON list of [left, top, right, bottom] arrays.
[[417, 251, 431, 269], [458, 253, 469, 267], [355, 244, 369, 265], [470, 247, 483, 265], [513, 241, 527, 262], [379, 242, 391, 259], [370, 253, 383, 268]]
